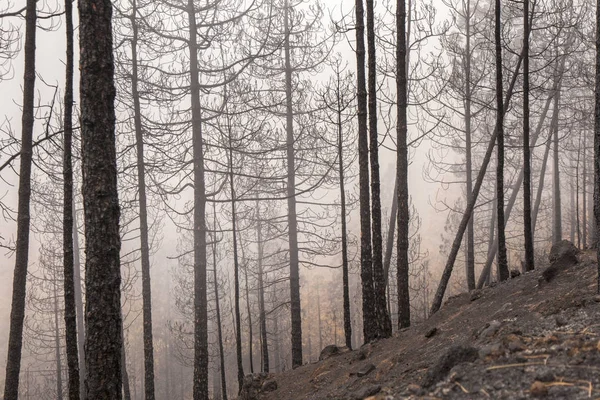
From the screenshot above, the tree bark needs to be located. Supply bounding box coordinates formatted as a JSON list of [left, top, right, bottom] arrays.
[[522, 0, 535, 272], [54, 279, 64, 400], [396, 0, 411, 329], [366, 0, 392, 339], [2, 0, 36, 397], [594, 0, 600, 293], [355, 0, 377, 342], [62, 0, 81, 396], [283, 0, 303, 367], [186, 0, 209, 397], [130, 2, 156, 397], [256, 208, 270, 372], [79, 0, 123, 395], [552, 77, 562, 244], [72, 197, 86, 400], [212, 206, 228, 400], [494, 0, 509, 282]]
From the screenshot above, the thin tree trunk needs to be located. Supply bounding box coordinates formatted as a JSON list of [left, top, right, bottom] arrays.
[[121, 336, 132, 400], [212, 205, 228, 400], [2, 0, 36, 397], [355, 0, 377, 341], [226, 116, 245, 389], [576, 139, 581, 248], [583, 134, 588, 248], [594, 0, 600, 292], [79, 0, 123, 395], [532, 128, 553, 233], [335, 74, 352, 349], [494, 0, 509, 282], [552, 83, 562, 244], [396, 0, 411, 329], [187, 0, 209, 397], [244, 261, 254, 374], [54, 278, 64, 400], [317, 285, 323, 352], [464, 0, 476, 289], [62, 0, 81, 396], [522, 0, 535, 271], [130, 2, 156, 397], [366, 0, 392, 339], [72, 197, 86, 400], [283, 0, 303, 367], [256, 208, 269, 372]]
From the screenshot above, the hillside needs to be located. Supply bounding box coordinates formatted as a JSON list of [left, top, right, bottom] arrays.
[[242, 248, 600, 399]]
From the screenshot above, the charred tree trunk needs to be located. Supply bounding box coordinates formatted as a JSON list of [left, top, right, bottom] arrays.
[[62, 0, 81, 397], [79, 0, 123, 396], [187, 1, 209, 397], [396, 0, 411, 329], [256, 208, 269, 372], [283, 0, 303, 367], [2, 0, 36, 398], [130, 2, 156, 397], [72, 197, 86, 400], [594, 0, 600, 292], [212, 206, 228, 400], [494, 0, 509, 282], [54, 279, 64, 400], [244, 261, 254, 374], [552, 83, 562, 244], [355, 0, 377, 342], [366, 0, 392, 339], [522, 0, 535, 272]]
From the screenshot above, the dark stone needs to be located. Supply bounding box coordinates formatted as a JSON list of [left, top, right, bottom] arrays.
[[510, 269, 521, 278], [425, 327, 438, 338], [350, 384, 381, 399], [319, 344, 340, 361], [548, 240, 579, 264], [421, 345, 479, 388], [261, 379, 278, 392], [480, 320, 502, 338], [470, 289, 483, 301], [356, 363, 376, 377]]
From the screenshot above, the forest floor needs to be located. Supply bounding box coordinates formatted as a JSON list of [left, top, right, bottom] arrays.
[[250, 249, 600, 399]]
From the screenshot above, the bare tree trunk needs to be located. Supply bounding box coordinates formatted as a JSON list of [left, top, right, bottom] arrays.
[[317, 285, 323, 352], [522, 0, 535, 272], [335, 76, 352, 349], [54, 279, 64, 400], [72, 198, 86, 400], [464, 0, 476, 289], [355, 0, 377, 341], [594, 0, 600, 292], [256, 208, 269, 372], [366, 0, 392, 339], [494, 0, 509, 282], [396, 0, 411, 329], [283, 0, 303, 367], [79, 0, 123, 395], [121, 336, 132, 400], [187, 1, 209, 397], [2, 0, 36, 397], [130, 2, 156, 397], [583, 134, 588, 248], [212, 205, 228, 400], [243, 261, 254, 374], [532, 128, 553, 233], [552, 83, 562, 244], [62, 0, 81, 396], [576, 140, 581, 248]]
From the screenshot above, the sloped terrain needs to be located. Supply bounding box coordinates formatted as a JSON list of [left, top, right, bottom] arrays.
[[252, 249, 600, 399]]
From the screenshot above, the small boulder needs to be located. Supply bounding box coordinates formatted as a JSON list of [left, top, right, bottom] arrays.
[[319, 344, 341, 361], [350, 384, 381, 399], [261, 379, 278, 392], [356, 363, 376, 377], [421, 345, 479, 388], [542, 240, 579, 283], [424, 327, 438, 338]]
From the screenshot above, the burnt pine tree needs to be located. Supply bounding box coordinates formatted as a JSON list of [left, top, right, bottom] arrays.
[[129, 1, 156, 396], [522, 0, 535, 272], [396, 0, 411, 329], [62, 0, 81, 397], [3, 0, 37, 398], [366, 0, 392, 338], [79, 0, 123, 396], [355, 0, 378, 342], [494, 0, 509, 282], [595, 0, 600, 293]]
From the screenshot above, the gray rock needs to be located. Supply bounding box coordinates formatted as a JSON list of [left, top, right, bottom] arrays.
[[350, 384, 381, 399], [356, 363, 376, 377], [319, 344, 341, 361], [425, 327, 438, 338], [481, 320, 502, 338], [421, 345, 479, 388]]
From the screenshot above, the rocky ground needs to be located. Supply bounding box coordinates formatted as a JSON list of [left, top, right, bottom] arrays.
[[241, 246, 600, 400]]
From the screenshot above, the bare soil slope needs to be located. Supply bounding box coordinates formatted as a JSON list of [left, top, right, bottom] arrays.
[[256, 250, 600, 399]]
